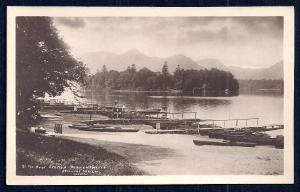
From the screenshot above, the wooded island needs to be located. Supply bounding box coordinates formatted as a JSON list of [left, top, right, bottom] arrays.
[[86, 63, 239, 97]]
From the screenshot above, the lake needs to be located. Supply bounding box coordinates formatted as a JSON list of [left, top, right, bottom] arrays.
[[87, 93, 283, 127]]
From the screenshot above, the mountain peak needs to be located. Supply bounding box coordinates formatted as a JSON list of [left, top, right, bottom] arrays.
[[168, 54, 192, 60], [122, 48, 143, 56], [197, 58, 226, 70]]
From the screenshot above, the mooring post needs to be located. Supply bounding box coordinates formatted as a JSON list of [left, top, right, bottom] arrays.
[[54, 123, 63, 134], [257, 118, 259, 126], [246, 119, 248, 127], [182, 112, 183, 120], [236, 119, 238, 127], [224, 120, 226, 128], [194, 112, 196, 119]]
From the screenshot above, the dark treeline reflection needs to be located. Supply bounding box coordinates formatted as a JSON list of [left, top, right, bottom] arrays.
[[87, 92, 231, 112], [86, 63, 239, 97], [84, 92, 282, 124]]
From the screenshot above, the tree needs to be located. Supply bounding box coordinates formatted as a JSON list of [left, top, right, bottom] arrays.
[[101, 65, 109, 88], [174, 65, 184, 90], [135, 68, 155, 90], [16, 17, 88, 127], [161, 61, 170, 90], [162, 61, 169, 77], [129, 64, 137, 89], [87, 65, 239, 96], [101, 65, 108, 75]]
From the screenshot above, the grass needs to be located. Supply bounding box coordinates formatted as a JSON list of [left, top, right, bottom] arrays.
[[16, 131, 146, 176]]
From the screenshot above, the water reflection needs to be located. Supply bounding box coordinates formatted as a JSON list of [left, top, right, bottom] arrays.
[[86, 92, 283, 125]]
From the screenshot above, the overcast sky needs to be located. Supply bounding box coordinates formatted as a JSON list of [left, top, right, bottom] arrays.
[[53, 17, 283, 68]]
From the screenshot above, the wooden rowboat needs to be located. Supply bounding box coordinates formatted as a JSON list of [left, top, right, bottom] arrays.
[[193, 139, 256, 147], [69, 124, 139, 132]]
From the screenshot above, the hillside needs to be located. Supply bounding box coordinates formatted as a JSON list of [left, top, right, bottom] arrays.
[[250, 61, 283, 80], [80, 49, 283, 80], [80, 49, 201, 73], [198, 59, 283, 80]]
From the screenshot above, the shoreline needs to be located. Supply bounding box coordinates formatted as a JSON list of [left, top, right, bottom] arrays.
[[57, 131, 283, 175], [19, 109, 284, 175]]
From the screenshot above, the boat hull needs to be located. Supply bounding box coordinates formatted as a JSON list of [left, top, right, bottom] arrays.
[[69, 125, 139, 132], [193, 140, 256, 147]]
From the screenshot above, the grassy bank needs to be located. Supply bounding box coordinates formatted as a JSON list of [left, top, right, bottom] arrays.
[[16, 131, 146, 176]]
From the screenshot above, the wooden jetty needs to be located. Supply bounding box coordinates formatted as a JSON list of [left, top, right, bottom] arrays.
[[58, 101, 199, 120], [42, 104, 75, 110], [200, 118, 260, 128], [81, 118, 202, 130]]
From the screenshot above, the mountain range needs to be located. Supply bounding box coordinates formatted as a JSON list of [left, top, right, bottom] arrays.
[[79, 49, 283, 80]]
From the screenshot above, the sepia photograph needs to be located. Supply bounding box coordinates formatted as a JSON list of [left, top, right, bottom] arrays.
[[6, 7, 294, 184]]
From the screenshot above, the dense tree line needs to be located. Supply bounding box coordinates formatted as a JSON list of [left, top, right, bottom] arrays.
[[87, 63, 239, 96], [16, 17, 88, 126]]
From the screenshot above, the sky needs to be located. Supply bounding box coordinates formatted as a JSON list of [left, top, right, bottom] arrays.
[[53, 17, 283, 68]]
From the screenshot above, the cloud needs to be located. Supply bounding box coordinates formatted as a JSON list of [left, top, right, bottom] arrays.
[[55, 18, 85, 28], [53, 16, 283, 68], [232, 17, 283, 37]]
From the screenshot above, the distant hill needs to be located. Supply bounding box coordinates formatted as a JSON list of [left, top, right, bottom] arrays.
[[80, 48, 283, 80], [196, 58, 228, 71], [250, 61, 283, 80], [80, 49, 201, 73], [197, 59, 283, 80], [165, 54, 203, 72], [226, 66, 262, 79]]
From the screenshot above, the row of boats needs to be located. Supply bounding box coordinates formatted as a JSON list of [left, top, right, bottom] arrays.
[[193, 136, 284, 148], [68, 122, 284, 148], [194, 127, 284, 148]]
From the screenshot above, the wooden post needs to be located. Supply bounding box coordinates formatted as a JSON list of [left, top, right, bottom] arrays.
[[54, 124, 63, 134], [156, 122, 160, 130], [246, 120, 248, 127], [257, 118, 259, 126], [194, 112, 196, 119], [182, 112, 184, 120], [172, 113, 174, 119], [224, 120, 226, 128], [236, 119, 238, 127]]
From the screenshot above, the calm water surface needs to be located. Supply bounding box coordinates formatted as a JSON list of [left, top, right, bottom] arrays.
[[88, 93, 283, 126]]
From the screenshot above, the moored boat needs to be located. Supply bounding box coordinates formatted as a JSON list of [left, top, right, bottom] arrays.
[[69, 124, 139, 132], [193, 139, 256, 147]]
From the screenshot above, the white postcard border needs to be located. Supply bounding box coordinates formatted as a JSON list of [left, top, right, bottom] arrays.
[[6, 6, 294, 185]]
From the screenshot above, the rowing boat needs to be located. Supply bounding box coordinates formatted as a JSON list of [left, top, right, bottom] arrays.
[[193, 139, 256, 147], [69, 124, 139, 132]]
